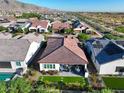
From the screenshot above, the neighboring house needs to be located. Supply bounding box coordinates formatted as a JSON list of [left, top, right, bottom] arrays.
[[0, 17, 10, 23], [29, 19, 51, 33], [72, 20, 103, 38], [86, 29, 103, 38], [21, 32, 45, 43], [8, 19, 31, 32], [0, 39, 41, 80], [38, 36, 89, 77], [51, 21, 71, 33], [0, 17, 12, 28], [85, 38, 124, 75], [72, 20, 89, 33]]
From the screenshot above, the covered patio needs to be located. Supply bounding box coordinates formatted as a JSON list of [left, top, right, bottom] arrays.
[[59, 64, 86, 76]]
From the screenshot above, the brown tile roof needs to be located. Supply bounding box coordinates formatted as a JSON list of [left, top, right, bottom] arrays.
[[40, 37, 64, 59], [52, 21, 71, 31], [64, 37, 88, 62], [38, 36, 88, 65], [31, 20, 49, 29]]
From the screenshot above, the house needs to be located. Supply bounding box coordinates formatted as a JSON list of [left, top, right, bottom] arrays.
[[29, 19, 51, 33], [85, 38, 124, 75], [72, 20, 103, 38], [0, 39, 41, 80], [8, 19, 31, 32], [51, 21, 71, 33], [0, 17, 13, 28], [0, 17, 10, 23], [21, 32, 45, 43], [38, 36, 89, 77], [72, 20, 89, 33]]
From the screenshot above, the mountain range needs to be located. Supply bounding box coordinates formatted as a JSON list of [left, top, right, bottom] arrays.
[[0, 0, 54, 15]]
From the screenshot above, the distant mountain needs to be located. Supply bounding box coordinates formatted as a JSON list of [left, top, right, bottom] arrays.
[[0, 0, 54, 15]]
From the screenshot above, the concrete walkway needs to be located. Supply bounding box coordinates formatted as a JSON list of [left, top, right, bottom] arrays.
[[59, 72, 83, 77]]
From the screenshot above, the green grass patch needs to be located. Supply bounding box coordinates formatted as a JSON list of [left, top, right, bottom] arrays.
[[63, 76, 85, 84], [115, 26, 124, 33], [39, 76, 87, 90], [104, 34, 124, 40], [103, 77, 124, 90], [41, 76, 61, 82], [39, 76, 85, 84]]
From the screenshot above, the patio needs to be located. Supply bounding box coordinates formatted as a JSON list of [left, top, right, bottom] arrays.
[[59, 65, 86, 76]]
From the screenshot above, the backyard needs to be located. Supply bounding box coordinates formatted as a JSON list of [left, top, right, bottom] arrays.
[[103, 77, 124, 90], [38, 76, 87, 90], [40, 76, 85, 83]]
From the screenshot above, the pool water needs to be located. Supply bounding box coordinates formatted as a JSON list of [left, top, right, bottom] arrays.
[[0, 73, 14, 81]]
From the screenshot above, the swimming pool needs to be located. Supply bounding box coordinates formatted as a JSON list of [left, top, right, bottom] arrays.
[[0, 73, 14, 81]]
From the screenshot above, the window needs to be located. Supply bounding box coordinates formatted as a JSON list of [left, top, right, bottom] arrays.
[[44, 64, 46, 68], [53, 64, 55, 69], [50, 64, 52, 69], [44, 64, 56, 69], [16, 62, 21, 66], [116, 67, 124, 72], [47, 64, 50, 69], [0, 62, 12, 68]]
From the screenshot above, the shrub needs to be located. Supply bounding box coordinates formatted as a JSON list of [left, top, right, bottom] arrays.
[[78, 33, 91, 41], [115, 26, 124, 33], [23, 73, 29, 78], [17, 13, 41, 19], [101, 88, 113, 93], [41, 70, 47, 75], [0, 81, 7, 93], [64, 83, 82, 90], [47, 70, 58, 75], [64, 28, 74, 34], [47, 70, 54, 75], [0, 26, 7, 32], [85, 85, 93, 92], [23, 28, 29, 34]]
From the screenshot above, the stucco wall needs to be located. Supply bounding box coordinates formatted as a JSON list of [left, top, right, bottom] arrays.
[[24, 41, 40, 64], [86, 42, 124, 75], [0, 61, 27, 73], [100, 59, 124, 75]]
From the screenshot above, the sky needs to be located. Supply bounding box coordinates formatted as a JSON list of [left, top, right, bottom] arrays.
[[18, 0, 124, 12]]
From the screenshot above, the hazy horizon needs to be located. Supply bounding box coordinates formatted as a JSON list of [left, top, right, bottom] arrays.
[[17, 0, 124, 12]]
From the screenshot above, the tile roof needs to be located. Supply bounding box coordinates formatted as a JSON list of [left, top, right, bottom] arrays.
[[21, 32, 44, 43], [38, 36, 88, 65], [52, 21, 71, 31], [31, 20, 49, 29], [0, 39, 30, 61]]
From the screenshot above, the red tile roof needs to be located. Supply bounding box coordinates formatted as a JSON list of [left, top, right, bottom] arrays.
[[52, 21, 71, 31], [38, 36, 88, 65], [64, 37, 88, 62]]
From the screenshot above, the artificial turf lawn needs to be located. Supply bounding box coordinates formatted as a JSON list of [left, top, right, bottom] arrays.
[[103, 77, 124, 90], [40, 76, 85, 84]]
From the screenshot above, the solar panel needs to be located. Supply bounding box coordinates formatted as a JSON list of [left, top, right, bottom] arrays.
[[104, 42, 124, 55]]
